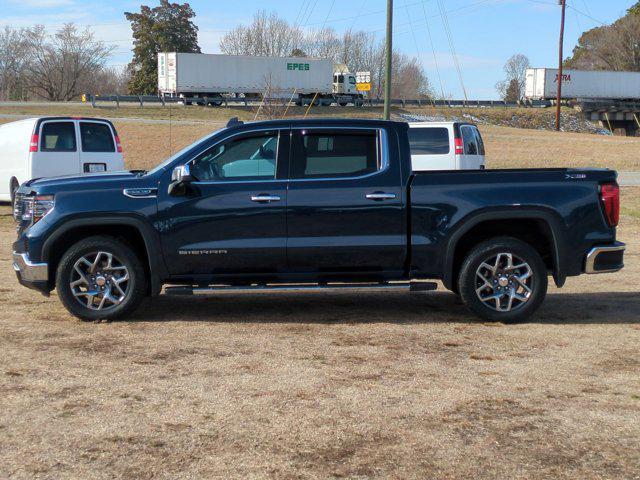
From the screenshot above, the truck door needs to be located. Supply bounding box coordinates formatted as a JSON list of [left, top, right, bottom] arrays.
[[157, 128, 288, 277], [31, 120, 80, 179], [286, 127, 405, 276]]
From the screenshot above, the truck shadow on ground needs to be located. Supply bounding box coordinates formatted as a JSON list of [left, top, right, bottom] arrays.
[[130, 291, 640, 325]]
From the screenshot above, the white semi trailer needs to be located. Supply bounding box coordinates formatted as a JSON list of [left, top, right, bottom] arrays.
[[158, 52, 364, 106], [525, 68, 640, 100]]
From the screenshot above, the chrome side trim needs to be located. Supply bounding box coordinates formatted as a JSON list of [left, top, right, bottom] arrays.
[[584, 243, 625, 274], [187, 126, 390, 185], [13, 252, 49, 282]]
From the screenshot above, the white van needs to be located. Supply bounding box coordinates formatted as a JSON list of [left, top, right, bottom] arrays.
[[408, 121, 486, 171], [0, 117, 124, 203]]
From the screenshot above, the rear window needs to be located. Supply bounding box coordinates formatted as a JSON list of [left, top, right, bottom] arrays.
[[408, 127, 450, 155], [80, 122, 115, 152], [461, 125, 485, 156], [291, 130, 378, 179], [40, 122, 76, 152]]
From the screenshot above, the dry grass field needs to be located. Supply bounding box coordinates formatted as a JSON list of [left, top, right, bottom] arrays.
[[0, 105, 639, 478], [2, 103, 640, 171]]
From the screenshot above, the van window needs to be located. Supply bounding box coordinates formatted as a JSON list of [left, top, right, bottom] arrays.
[[473, 126, 486, 155], [40, 122, 76, 152], [80, 122, 115, 152], [291, 130, 378, 179], [461, 125, 479, 155], [408, 127, 450, 155], [349, 76, 356, 85]]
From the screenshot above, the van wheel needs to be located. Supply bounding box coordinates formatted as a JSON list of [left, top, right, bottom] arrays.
[[10, 178, 19, 208], [56, 236, 147, 321], [458, 237, 547, 323]]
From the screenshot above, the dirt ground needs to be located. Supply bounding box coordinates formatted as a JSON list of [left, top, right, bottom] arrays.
[[0, 186, 639, 479]]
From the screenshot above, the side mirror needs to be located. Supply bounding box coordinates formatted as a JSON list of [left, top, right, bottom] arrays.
[[168, 164, 193, 196], [171, 164, 193, 184]]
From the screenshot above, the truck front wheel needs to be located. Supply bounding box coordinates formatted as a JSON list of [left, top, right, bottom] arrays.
[[458, 237, 548, 323], [56, 236, 147, 321]]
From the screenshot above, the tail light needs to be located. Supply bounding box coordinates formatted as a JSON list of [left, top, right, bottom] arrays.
[[600, 182, 620, 227], [454, 137, 464, 155], [115, 135, 123, 153], [29, 134, 39, 152]]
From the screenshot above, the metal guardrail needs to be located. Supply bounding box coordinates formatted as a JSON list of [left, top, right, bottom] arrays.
[[86, 94, 552, 109]]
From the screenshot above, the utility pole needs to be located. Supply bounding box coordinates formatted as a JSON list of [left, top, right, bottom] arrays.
[[383, 0, 393, 120], [555, 0, 566, 131]]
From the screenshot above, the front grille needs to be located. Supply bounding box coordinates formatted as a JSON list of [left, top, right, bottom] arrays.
[[13, 193, 24, 221]]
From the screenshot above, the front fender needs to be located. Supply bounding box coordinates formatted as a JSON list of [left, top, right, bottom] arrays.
[[41, 214, 166, 296]]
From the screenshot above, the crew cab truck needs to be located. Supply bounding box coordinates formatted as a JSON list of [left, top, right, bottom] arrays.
[[13, 118, 625, 323]]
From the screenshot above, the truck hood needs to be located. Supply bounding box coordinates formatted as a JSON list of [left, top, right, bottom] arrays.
[[19, 171, 148, 194]]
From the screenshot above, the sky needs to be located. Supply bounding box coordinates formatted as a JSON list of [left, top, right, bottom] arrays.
[[1, 0, 637, 99]]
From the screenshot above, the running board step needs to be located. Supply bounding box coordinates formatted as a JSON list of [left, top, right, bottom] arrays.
[[165, 281, 437, 296]]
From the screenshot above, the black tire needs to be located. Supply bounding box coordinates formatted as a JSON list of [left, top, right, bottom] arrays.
[[10, 178, 19, 209], [458, 237, 548, 323], [56, 236, 147, 321], [339, 102, 348, 107]]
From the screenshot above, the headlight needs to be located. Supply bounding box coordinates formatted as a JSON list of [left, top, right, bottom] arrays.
[[20, 195, 55, 225]]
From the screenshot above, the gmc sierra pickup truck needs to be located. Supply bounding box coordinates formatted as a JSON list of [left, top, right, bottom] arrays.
[[13, 118, 625, 323]]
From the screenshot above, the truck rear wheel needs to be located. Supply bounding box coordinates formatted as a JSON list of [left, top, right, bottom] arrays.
[[56, 236, 147, 321], [458, 237, 547, 323]]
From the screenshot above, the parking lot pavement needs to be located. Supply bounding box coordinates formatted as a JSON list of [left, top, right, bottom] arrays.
[[618, 172, 640, 186]]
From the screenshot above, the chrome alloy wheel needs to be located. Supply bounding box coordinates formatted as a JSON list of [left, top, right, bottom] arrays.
[[475, 252, 533, 312], [69, 251, 130, 311]]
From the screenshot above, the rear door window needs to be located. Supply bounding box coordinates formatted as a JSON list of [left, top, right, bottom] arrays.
[[461, 125, 479, 155], [290, 130, 379, 179], [473, 126, 485, 155], [40, 122, 76, 152], [80, 122, 115, 152], [408, 127, 450, 155]]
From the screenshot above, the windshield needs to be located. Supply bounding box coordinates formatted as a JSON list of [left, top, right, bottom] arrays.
[[144, 128, 225, 176]]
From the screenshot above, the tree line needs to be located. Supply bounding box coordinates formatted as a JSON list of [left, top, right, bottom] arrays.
[[0, 25, 125, 101], [218, 11, 433, 100], [3, 0, 639, 102]]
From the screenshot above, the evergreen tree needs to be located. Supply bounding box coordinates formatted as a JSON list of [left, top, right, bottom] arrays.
[[125, 1, 200, 94]]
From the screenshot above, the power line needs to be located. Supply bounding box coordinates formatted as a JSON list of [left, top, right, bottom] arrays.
[[302, 0, 320, 26], [566, 4, 606, 25], [300, 0, 434, 27], [419, 0, 445, 99], [321, 0, 337, 30], [436, 0, 468, 101]]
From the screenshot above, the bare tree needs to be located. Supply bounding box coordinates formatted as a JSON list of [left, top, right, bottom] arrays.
[[495, 54, 530, 101], [220, 12, 432, 100], [220, 11, 302, 57], [0, 27, 30, 100], [23, 24, 114, 101]]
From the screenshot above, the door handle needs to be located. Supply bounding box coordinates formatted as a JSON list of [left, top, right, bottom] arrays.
[[365, 192, 397, 201], [251, 194, 281, 203]]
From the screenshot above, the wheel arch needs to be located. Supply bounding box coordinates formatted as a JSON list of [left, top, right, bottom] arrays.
[[42, 216, 166, 296], [443, 208, 566, 291]]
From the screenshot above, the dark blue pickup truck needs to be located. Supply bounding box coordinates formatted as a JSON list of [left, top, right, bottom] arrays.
[[13, 118, 625, 322]]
